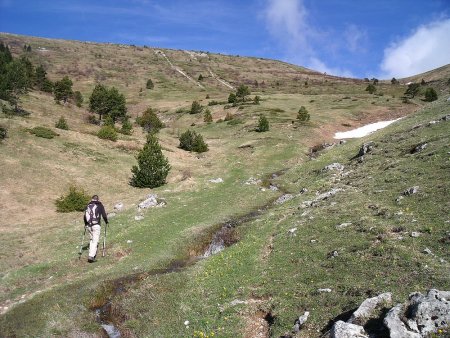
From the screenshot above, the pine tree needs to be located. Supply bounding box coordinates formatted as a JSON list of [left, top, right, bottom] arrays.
[[73, 91, 83, 107], [54, 76, 73, 104], [190, 100, 203, 114], [203, 108, 213, 123], [257, 115, 269, 132], [179, 130, 208, 153], [236, 84, 250, 102], [130, 134, 171, 188], [424, 88, 437, 102], [136, 108, 164, 133], [146, 78, 154, 89], [297, 106, 310, 122]]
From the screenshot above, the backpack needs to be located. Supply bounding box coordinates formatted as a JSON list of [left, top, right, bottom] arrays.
[[85, 202, 100, 226]]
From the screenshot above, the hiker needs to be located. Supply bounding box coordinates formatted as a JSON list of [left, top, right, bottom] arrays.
[[84, 195, 108, 263]]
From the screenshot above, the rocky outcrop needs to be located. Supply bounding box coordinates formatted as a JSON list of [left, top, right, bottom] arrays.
[[330, 321, 368, 338], [138, 194, 166, 209]]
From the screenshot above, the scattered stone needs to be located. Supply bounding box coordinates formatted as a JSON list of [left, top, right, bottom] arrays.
[[403, 186, 419, 196], [269, 184, 279, 191], [107, 212, 116, 218], [318, 288, 332, 293], [328, 250, 339, 258], [275, 194, 294, 205], [184, 320, 190, 326], [288, 227, 297, 236], [355, 142, 375, 158], [411, 143, 428, 154], [138, 194, 158, 209], [395, 195, 404, 204], [134, 215, 144, 221], [336, 222, 352, 230], [349, 292, 392, 325], [323, 163, 345, 172], [208, 178, 223, 183], [230, 299, 247, 306], [126, 240, 133, 244], [293, 311, 310, 333], [310, 239, 317, 243], [423, 247, 432, 255], [330, 321, 368, 338], [114, 202, 124, 211], [244, 177, 262, 185], [441, 114, 450, 121], [411, 232, 420, 238], [299, 188, 308, 194]]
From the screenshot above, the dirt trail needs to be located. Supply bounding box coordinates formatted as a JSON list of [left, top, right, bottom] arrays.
[[155, 50, 205, 89]]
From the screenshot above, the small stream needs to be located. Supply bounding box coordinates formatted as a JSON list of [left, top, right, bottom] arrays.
[[92, 169, 289, 337]]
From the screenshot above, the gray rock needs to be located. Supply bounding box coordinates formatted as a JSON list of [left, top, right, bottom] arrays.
[[328, 250, 339, 258], [208, 178, 223, 183], [330, 321, 368, 338], [293, 311, 309, 333], [244, 177, 262, 185], [411, 143, 428, 154], [349, 292, 392, 325], [114, 202, 124, 211], [299, 188, 308, 194], [336, 222, 352, 230], [324, 163, 345, 172], [138, 194, 158, 209], [288, 227, 298, 236], [384, 304, 421, 338], [356, 142, 375, 158], [441, 114, 450, 121], [275, 194, 294, 205], [318, 288, 332, 293], [403, 186, 419, 196], [134, 215, 144, 221], [423, 247, 432, 255], [269, 184, 279, 191], [411, 232, 420, 238]]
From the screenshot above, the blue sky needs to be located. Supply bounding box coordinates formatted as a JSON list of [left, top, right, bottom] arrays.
[[0, 0, 449, 79]]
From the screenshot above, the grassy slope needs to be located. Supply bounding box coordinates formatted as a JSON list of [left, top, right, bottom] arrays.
[[0, 34, 449, 337]]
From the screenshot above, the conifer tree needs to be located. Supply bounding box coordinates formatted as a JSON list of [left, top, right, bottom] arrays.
[[130, 134, 171, 188], [297, 106, 310, 122], [257, 115, 269, 132], [54, 76, 73, 104], [203, 108, 213, 123]]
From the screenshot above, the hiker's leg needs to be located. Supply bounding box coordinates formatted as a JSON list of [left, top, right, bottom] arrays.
[[88, 225, 101, 258]]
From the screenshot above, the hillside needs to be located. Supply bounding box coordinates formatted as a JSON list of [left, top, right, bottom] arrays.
[[0, 34, 449, 337]]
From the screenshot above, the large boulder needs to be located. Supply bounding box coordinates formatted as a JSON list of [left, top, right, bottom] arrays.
[[330, 321, 368, 338], [349, 292, 392, 325]]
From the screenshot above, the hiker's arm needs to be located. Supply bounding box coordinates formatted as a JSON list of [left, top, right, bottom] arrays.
[[101, 203, 108, 224], [83, 213, 88, 226]]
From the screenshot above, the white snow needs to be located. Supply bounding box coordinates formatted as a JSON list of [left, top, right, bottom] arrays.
[[334, 118, 402, 139]]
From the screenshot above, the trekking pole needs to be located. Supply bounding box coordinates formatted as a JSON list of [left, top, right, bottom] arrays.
[[102, 223, 107, 257], [78, 226, 86, 260]]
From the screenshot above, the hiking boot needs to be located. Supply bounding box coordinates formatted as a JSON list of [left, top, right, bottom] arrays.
[[88, 257, 96, 263]]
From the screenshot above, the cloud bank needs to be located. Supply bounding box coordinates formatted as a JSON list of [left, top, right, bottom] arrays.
[[380, 18, 450, 79], [263, 0, 354, 77]]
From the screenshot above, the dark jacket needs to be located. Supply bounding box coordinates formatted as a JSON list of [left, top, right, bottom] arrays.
[[84, 200, 108, 226]]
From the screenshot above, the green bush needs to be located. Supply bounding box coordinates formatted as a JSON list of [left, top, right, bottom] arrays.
[[256, 115, 269, 132], [227, 118, 243, 125], [228, 93, 236, 103], [424, 87, 438, 102], [55, 185, 90, 212], [29, 126, 59, 139], [130, 134, 170, 188], [297, 106, 310, 122], [203, 109, 213, 123], [73, 91, 83, 107], [55, 117, 69, 130], [136, 108, 164, 133], [179, 129, 208, 153], [120, 118, 133, 135], [0, 125, 7, 140], [97, 125, 118, 141], [365, 84, 376, 94], [146, 79, 154, 89], [254, 95, 260, 104], [190, 101, 203, 114]]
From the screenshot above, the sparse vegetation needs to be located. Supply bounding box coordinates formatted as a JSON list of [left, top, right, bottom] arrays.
[[256, 114, 269, 132], [55, 185, 90, 212], [203, 108, 212, 123], [297, 105, 310, 122], [55, 116, 69, 130], [29, 126, 59, 139], [97, 125, 118, 141], [0, 125, 7, 141], [130, 133, 170, 188], [73, 90, 83, 107], [424, 87, 437, 102], [366, 83, 376, 94], [190, 100, 203, 114], [146, 78, 154, 90]]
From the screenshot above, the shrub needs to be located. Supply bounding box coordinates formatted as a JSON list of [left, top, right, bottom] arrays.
[[103, 115, 115, 127], [254, 95, 260, 105], [146, 79, 154, 89], [55, 185, 90, 212], [120, 117, 133, 135], [297, 106, 310, 122], [73, 91, 83, 107], [29, 126, 59, 139], [0, 125, 7, 140], [228, 93, 236, 103], [179, 130, 208, 153], [190, 101, 203, 114], [424, 87, 438, 102], [227, 118, 243, 125], [130, 134, 170, 188], [405, 83, 420, 98], [55, 116, 69, 130], [136, 108, 164, 133], [203, 109, 213, 123], [97, 125, 118, 141], [208, 100, 220, 106], [365, 84, 376, 94], [256, 115, 269, 132]]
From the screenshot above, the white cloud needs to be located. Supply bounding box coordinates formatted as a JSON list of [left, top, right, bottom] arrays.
[[344, 24, 367, 53], [263, 0, 353, 77], [380, 18, 450, 79]]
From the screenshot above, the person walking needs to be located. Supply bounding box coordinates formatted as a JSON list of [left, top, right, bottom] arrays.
[[84, 195, 108, 263]]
